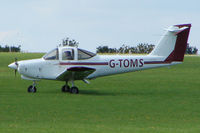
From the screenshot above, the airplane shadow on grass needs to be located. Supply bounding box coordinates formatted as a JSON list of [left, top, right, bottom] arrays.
[[39, 87, 181, 96], [40, 89, 122, 96], [79, 90, 117, 96], [79, 89, 166, 96], [79, 89, 182, 96]]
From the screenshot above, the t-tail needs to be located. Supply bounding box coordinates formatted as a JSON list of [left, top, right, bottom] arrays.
[[149, 24, 191, 63]]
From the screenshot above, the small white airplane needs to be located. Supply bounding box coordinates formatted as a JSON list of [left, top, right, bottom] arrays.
[[8, 24, 191, 94]]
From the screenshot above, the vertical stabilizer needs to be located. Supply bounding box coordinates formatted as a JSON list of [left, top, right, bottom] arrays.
[[150, 24, 191, 62]]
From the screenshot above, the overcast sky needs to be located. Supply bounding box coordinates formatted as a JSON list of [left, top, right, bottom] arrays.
[[0, 0, 199, 53]]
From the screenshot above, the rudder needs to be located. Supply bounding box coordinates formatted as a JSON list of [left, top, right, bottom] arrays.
[[172, 24, 191, 61]]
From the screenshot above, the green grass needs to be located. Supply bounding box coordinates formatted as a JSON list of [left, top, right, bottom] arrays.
[[1, 53, 200, 133]]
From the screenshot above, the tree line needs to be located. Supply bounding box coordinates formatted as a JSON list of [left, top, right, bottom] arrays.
[[96, 43, 198, 54], [96, 43, 155, 54], [0, 45, 21, 52], [185, 44, 198, 54], [60, 38, 198, 55], [60, 37, 198, 55], [0, 37, 198, 55]]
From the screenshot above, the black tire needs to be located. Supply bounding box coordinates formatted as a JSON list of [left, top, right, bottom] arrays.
[[61, 85, 70, 92], [27, 85, 37, 93], [70, 87, 79, 94]]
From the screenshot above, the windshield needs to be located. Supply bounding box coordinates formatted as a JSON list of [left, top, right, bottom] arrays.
[[43, 48, 59, 60]]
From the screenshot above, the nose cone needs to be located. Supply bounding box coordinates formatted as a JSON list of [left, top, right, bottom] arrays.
[[8, 62, 17, 70]]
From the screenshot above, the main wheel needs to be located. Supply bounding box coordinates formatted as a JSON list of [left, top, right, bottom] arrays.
[[61, 85, 70, 92], [70, 87, 79, 94], [27, 85, 37, 93]]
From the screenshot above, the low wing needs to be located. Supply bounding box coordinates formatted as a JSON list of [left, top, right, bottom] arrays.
[[56, 67, 96, 81]]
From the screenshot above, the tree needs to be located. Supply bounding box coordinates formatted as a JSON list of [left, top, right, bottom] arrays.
[[96, 46, 118, 53], [96, 46, 109, 53], [61, 37, 79, 47], [185, 43, 198, 54], [0, 45, 21, 52], [96, 43, 155, 54]]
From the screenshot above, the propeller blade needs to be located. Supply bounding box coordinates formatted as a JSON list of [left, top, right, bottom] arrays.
[[14, 57, 18, 77], [15, 57, 18, 67]]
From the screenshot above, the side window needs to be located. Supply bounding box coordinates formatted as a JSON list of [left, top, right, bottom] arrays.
[[78, 49, 96, 60], [62, 49, 74, 60]]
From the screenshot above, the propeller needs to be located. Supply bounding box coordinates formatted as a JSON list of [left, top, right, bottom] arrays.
[[14, 57, 19, 77]]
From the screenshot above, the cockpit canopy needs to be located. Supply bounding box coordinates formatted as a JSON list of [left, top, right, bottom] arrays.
[[43, 47, 96, 60]]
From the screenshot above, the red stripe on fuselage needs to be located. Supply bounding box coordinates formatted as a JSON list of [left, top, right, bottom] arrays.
[[60, 61, 170, 66], [60, 62, 108, 65], [144, 61, 171, 64]]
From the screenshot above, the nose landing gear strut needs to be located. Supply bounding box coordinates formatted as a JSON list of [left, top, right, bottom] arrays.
[[27, 81, 37, 93]]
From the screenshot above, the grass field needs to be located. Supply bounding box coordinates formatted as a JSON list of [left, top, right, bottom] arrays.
[[0, 52, 200, 133]]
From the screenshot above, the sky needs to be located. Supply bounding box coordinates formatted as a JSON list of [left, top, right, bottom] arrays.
[[0, 0, 199, 53]]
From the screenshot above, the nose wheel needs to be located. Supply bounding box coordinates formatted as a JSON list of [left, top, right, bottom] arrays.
[[27, 81, 37, 93], [61, 81, 79, 94]]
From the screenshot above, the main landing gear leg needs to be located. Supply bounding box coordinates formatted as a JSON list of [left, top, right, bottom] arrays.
[[61, 80, 79, 94], [27, 81, 37, 93], [61, 81, 70, 92], [70, 80, 79, 94]]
